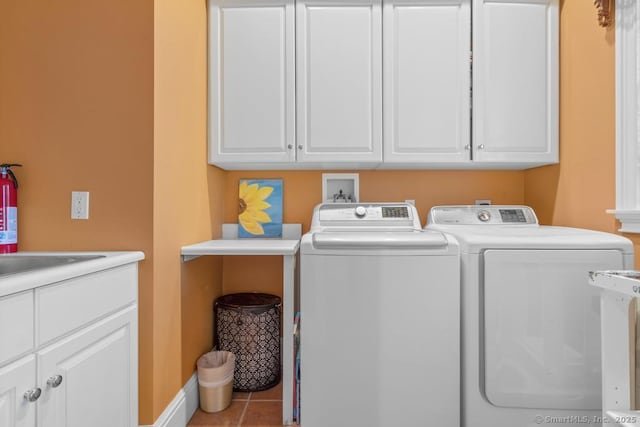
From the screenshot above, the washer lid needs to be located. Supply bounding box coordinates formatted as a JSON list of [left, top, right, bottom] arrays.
[[426, 225, 635, 253], [311, 230, 448, 249]]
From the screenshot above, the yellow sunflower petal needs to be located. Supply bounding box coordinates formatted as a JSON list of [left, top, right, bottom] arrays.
[[246, 207, 272, 223], [242, 183, 261, 204], [239, 212, 264, 235], [239, 181, 249, 199], [251, 200, 271, 211], [256, 186, 274, 201]]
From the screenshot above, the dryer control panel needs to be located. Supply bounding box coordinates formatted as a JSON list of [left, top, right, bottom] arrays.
[[427, 205, 538, 226], [311, 203, 421, 231]]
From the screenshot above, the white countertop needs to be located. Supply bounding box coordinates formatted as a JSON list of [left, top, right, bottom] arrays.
[[0, 251, 145, 297]]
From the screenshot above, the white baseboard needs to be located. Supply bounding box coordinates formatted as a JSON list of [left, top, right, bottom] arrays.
[[140, 373, 199, 427]]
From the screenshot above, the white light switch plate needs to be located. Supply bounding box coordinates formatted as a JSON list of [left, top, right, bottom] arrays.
[[71, 191, 89, 219]]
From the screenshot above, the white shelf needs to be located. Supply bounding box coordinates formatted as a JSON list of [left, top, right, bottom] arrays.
[[181, 239, 300, 259], [589, 270, 640, 297], [181, 224, 301, 261], [181, 223, 301, 425]]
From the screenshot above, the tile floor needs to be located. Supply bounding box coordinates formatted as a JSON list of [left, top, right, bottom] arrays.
[[188, 381, 298, 427]]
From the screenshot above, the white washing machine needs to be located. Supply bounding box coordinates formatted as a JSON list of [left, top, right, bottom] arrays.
[[300, 203, 460, 427], [426, 205, 635, 427]]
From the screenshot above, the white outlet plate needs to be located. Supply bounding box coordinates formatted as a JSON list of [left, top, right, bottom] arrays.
[[71, 191, 89, 219]]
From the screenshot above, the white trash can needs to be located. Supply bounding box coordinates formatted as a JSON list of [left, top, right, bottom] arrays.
[[197, 351, 235, 413]]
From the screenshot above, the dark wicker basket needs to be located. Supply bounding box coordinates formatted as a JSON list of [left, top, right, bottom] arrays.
[[214, 293, 281, 392]]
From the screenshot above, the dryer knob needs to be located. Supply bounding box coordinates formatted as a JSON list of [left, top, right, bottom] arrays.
[[355, 206, 367, 218], [478, 210, 491, 222]]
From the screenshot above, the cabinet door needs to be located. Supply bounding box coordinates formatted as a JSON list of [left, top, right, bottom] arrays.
[[37, 307, 137, 427], [0, 356, 36, 427], [472, 0, 558, 165], [383, 0, 470, 164], [208, 0, 295, 166], [296, 0, 383, 164]]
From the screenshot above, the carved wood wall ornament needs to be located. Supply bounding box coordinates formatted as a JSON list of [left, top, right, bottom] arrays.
[[595, 0, 612, 27]]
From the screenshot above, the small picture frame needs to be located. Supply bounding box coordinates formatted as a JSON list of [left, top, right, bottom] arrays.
[[238, 179, 283, 238], [322, 173, 359, 204]]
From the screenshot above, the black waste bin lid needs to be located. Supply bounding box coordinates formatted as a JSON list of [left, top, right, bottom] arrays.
[[215, 293, 281, 309]]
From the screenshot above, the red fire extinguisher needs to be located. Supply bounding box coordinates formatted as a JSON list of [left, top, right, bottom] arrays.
[[0, 164, 22, 254]]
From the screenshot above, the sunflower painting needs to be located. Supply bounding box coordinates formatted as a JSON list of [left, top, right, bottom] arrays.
[[238, 179, 283, 238]]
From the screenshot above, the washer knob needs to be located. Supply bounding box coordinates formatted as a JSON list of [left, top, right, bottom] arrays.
[[478, 210, 491, 222], [354, 206, 367, 218]]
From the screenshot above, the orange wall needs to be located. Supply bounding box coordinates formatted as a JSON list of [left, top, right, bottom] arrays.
[[0, 0, 157, 421], [0, 0, 154, 251], [222, 170, 525, 295], [154, 0, 224, 424], [524, 0, 640, 266], [0, 0, 225, 424]]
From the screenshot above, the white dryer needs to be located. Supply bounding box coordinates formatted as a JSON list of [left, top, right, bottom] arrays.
[[426, 205, 634, 427], [300, 203, 460, 427]]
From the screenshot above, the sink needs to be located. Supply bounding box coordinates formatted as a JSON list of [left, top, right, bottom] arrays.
[[0, 255, 106, 277]]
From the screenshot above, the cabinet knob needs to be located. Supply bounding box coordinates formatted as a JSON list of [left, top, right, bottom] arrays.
[[478, 144, 485, 149], [24, 388, 42, 402], [47, 375, 63, 388], [464, 144, 470, 150], [297, 145, 303, 150], [287, 144, 293, 149]]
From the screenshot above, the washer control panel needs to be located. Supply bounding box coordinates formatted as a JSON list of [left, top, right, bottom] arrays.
[[312, 203, 420, 230], [427, 205, 538, 226], [382, 206, 410, 218]]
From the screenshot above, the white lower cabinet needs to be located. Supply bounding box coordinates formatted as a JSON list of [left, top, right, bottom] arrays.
[[37, 307, 136, 427], [0, 356, 36, 427], [0, 263, 139, 427]]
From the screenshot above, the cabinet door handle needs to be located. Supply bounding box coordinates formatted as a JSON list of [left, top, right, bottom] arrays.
[[287, 144, 293, 149], [297, 145, 303, 150], [24, 387, 42, 402], [478, 144, 485, 149], [47, 375, 63, 388], [464, 144, 470, 150]]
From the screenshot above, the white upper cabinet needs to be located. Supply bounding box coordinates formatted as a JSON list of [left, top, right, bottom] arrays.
[[383, 0, 471, 164], [206, 0, 558, 169], [472, 0, 558, 165], [296, 0, 383, 164], [208, 0, 295, 166]]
